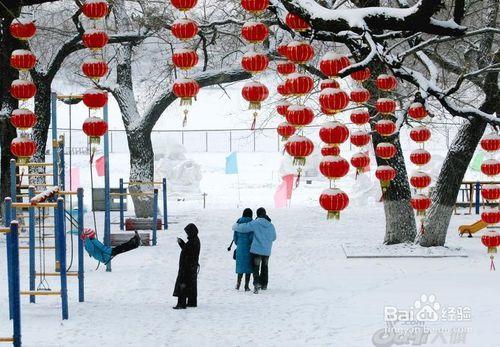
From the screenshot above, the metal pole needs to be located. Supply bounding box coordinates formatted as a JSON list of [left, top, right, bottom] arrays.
[[56, 198, 69, 319], [28, 187, 36, 304], [103, 103, 111, 272], [162, 178, 168, 230], [57, 137, 65, 267], [10, 221, 22, 347], [119, 178, 124, 230], [77, 188, 84, 303], [10, 159, 16, 219], [152, 189, 158, 246], [5, 198, 13, 320], [51, 92, 59, 187], [475, 182, 481, 215], [253, 132, 256, 152], [205, 131, 208, 152], [110, 130, 114, 153], [229, 131, 232, 152]]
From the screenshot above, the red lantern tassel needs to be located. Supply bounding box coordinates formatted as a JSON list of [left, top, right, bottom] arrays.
[[182, 109, 188, 127], [295, 168, 302, 188], [419, 219, 425, 235], [250, 112, 257, 130], [490, 255, 496, 271]]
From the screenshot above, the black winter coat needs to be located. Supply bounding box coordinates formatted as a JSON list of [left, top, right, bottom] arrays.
[[173, 224, 200, 298]]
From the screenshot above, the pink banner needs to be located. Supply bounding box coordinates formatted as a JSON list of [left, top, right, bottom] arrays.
[[95, 156, 105, 177], [274, 181, 288, 208], [67, 168, 80, 191], [282, 174, 295, 200]]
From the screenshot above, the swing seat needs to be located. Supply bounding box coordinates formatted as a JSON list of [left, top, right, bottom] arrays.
[[0, 337, 14, 343], [35, 272, 78, 277], [21, 290, 61, 296]]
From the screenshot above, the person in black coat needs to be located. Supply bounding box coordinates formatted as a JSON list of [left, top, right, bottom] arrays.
[[173, 223, 201, 309]]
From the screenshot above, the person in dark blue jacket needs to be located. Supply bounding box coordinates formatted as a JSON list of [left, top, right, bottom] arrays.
[[232, 207, 276, 294], [233, 208, 253, 291], [81, 228, 141, 264]]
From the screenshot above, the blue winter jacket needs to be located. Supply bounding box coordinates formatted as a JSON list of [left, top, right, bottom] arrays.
[[232, 218, 276, 256], [84, 238, 112, 263], [233, 217, 253, 274]]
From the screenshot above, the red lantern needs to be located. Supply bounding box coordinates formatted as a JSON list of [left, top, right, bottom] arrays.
[[350, 152, 370, 173], [410, 171, 432, 189], [276, 61, 296, 76], [321, 145, 340, 156], [350, 131, 371, 147], [410, 149, 431, 166], [82, 59, 109, 80], [350, 109, 370, 126], [285, 73, 314, 96], [9, 19, 36, 40], [285, 13, 310, 32], [319, 121, 349, 146], [376, 74, 397, 91], [411, 194, 431, 216], [82, 29, 109, 50], [376, 142, 397, 159], [350, 67, 371, 83], [172, 49, 199, 70], [408, 102, 427, 120], [375, 119, 396, 137], [482, 231, 500, 270], [319, 88, 349, 114], [481, 211, 500, 225], [242, 81, 269, 110], [375, 165, 396, 189], [10, 137, 37, 164], [277, 82, 292, 97], [172, 19, 199, 41], [481, 159, 500, 177], [277, 44, 289, 57], [320, 79, 340, 90], [287, 41, 314, 64], [83, 116, 108, 145], [319, 188, 349, 220], [241, 0, 269, 14], [276, 101, 290, 116], [10, 50, 36, 71], [481, 184, 500, 201], [171, 0, 198, 11], [285, 135, 314, 166], [10, 79, 36, 100], [409, 126, 431, 143], [10, 109, 37, 130], [277, 122, 296, 141], [82, 88, 108, 109], [376, 98, 397, 115], [241, 21, 269, 44], [82, 0, 109, 19], [173, 78, 200, 106], [241, 52, 269, 74], [350, 88, 370, 104], [320, 156, 349, 180], [319, 53, 350, 78], [286, 105, 314, 128], [480, 133, 500, 152]]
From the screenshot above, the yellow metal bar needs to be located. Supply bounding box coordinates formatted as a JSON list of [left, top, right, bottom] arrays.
[[57, 191, 78, 195], [57, 94, 83, 100], [109, 192, 154, 197], [21, 291, 61, 296], [125, 181, 163, 186], [0, 338, 14, 343], [19, 235, 54, 239], [19, 184, 51, 188], [19, 246, 55, 250], [16, 162, 53, 167], [0, 228, 10, 234], [12, 202, 57, 208], [35, 272, 78, 277]]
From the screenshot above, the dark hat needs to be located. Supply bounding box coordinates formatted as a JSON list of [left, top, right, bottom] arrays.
[[184, 223, 198, 238]]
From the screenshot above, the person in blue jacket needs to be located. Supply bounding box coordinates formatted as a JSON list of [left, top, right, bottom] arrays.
[[233, 208, 254, 291], [232, 207, 276, 294], [81, 228, 141, 264]]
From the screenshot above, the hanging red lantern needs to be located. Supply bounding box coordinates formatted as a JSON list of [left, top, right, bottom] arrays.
[[321, 145, 340, 156], [376, 142, 397, 159], [276, 101, 290, 116], [82, 88, 108, 109], [375, 119, 396, 137], [10, 79, 36, 100], [10, 109, 37, 130], [350, 109, 370, 126], [277, 43, 289, 57], [319, 88, 349, 115], [319, 52, 350, 78], [172, 19, 199, 41], [320, 156, 349, 180], [410, 149, 431, 166], [409, 126, 431, 143], [82, 29, 109, 50], [241, 52, 269, 74], [286, 105, 314, 128], [242, 81, 269, 110], [171, 0, 198, 11], [172, 49, 199, 70], [82, 0, 109, 19], [277, 82, 292, 97], [350, 131, 371, 147], [481, 211, 500, 225], [350, 67, 371, 83], [276, 61, 296, 76], [241, 21, 269, 44], [481, 184, 500, 201], [285, 135, 314, 166], [411, 194, 431, 216], [10, 137, 37, 164], [82, 59, 109, 80], [285, 13, 310, 32], [173, 78, 200, 106], [10, 50, 36, 71], [350, 88, 370, 104], [277, 122, 296, 141], [320, 79, 340, 90], [241, 0, 269, 14], [410, 171, 432, 189], [319, 188, 349, 220], [319, 121, 349, 146], [375, 165, 396, 190], [82, 116, 108, 145], [481, 159, 500, 177], [376, 98, 397, 115], [480, 133, 500, 152], [287, 41, 314, 64], [481, 231, 500, 270], [376, 74, 397, 91], [285, 73, 314, 96], [9, 19, 36, 40], [408, 102, 427, 120], [350, 152, 370, 173]]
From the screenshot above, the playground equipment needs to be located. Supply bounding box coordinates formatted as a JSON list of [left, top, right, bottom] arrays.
[[458, 220, 488, 237]]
